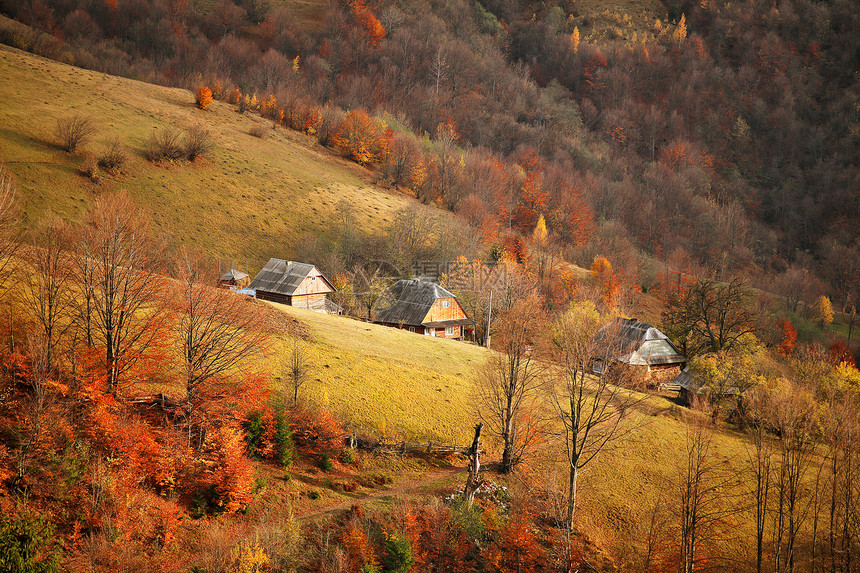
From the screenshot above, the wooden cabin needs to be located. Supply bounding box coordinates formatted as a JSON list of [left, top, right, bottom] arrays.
[[219, 268, 250, 290], [591, 317, 686, 387], [374, 279, 474, 340], [248, 259, 337, 313]]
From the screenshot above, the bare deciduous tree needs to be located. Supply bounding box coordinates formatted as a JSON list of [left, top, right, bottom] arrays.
[[0, 165, 20, 300], [476, 294, 545, 474], [675, 416, 741, 573], [175, 250, 267, 446], [769, 381, 817, 573], [548, 300, 642, 528], [12, 335, 52, 490], [744, 385, 777, 573], [662, 278, 760, 357], [20, 216, 74, 371], [281, 337, 311, 405], [75, 192, 167, 395]]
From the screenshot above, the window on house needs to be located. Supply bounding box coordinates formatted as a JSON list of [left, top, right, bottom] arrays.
[[409, 326, 415, 333], [445, 327, 454, 336], [442, 300, 450, 308], [425, 327, 433, 336]]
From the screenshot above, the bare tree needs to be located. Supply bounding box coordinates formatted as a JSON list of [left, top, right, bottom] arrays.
[[281, 337, 311, 405], [744, 385, 777, 573], [0, 165, 20, 301], [12, 335, 52, 490], [351, 265, 392, 321], [387, 205, 436, 275], [662, 278, 760, 357], [547, 301, 642, 528], [175, 250, 267, 446], [475, 294, 545, 473], [817, 378, 860, 573], [770, 382, 818, 573], [19, 216, 74, 371], [74, 192, 166, 396], [675, 416, 741, 573]]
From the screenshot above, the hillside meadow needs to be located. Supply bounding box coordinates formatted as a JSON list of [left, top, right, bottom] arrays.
[[0, 43, 449, 270], [241, 305, 779, 568]]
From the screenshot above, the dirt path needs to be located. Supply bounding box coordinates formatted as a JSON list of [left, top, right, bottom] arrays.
[[297, 466, 466, 520]]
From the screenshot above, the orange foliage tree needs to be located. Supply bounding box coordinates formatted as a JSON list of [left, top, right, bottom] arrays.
[[195, 86, 213, 110], [348, 0, 386, 46], [288, 404, 344, 455], [487, 504, 544, 572], [173, 250, 268, 449], [331, 109, 391, 165], [341, 518, 378, 571], [590, 256, 621, 307], [828, 340, 856, 367], [776, 318, 797, 357]]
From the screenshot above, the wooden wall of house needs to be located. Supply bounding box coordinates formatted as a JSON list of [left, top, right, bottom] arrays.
[[293, 268, 335, 296], [256, 290, 291, 305], [380, 323, 462, 339], [291, 293, 329, 312], [424, 298, 467, 323]]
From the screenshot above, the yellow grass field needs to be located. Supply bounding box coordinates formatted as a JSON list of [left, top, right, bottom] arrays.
[[264, 303, 491, 444]]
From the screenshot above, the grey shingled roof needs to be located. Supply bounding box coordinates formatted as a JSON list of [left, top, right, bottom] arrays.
[[673, 367, 697, 391], [249, 259, 322, 296], [220, 268, 249, 281], [375, 279, 460, 327], [593, 317, 686, 366]]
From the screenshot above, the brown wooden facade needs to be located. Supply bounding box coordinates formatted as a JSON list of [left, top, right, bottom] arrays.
[[249, 259, 337, 313]]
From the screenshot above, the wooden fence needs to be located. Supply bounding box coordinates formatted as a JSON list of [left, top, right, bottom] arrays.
[[346, 435, 477, 458]]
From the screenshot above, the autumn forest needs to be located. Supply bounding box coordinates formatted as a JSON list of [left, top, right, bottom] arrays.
[[0, 0, 858, 571]]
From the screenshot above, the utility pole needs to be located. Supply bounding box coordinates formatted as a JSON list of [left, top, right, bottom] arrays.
[[485, 290, 493, 348]]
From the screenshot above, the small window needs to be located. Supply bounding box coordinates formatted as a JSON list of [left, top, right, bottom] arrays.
[[445, 326, 454, 336], [311, 276, 316, 281], [409, 326, 415, 333], [425, 327, 433, 336], [442, 300, 450, 308]]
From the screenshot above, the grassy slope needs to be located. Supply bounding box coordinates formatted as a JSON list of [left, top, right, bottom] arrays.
[[266, 303, 491, 444], [0, 43, 441, 270], [251, 306, 769, 568]]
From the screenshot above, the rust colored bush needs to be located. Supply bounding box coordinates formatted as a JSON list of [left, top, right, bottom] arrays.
[[331, 109, 391, 165], [288, 404, 344, 454], [195, 85, 213, 110]]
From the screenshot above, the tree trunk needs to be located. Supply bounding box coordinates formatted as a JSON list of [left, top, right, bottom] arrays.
[[463, 423, 483, 507], [567, 463, 578, 529]]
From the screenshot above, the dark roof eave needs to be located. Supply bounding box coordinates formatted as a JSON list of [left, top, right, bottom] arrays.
[[421, 318, 476, 327]]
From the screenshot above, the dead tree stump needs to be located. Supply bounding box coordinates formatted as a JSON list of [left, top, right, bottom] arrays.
[[463, 423, 483, 507]]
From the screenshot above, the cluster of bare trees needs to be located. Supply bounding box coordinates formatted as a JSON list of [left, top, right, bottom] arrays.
[[475, 293, 644, 534], [1, 183, 273, 457], [668, 360, 860, 573]]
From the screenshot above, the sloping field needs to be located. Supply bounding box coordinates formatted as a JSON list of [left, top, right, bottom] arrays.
[[0, 43, 439, 270], [267, 303, 491, 444]]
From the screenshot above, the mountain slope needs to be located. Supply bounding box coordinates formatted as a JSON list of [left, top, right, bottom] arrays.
[[0, 43, 441, 269]]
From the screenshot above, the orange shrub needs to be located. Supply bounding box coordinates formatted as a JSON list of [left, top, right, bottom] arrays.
[[288, 404, 345, 454], [195, 86, 213, 110], [331, 109, 391, 165]]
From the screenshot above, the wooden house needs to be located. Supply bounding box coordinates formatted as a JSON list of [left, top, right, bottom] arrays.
[[374, 279, 473, 340], [248, 258, 337, 313], [591, 317, 686, 386], [219, 268, 250, 290]]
